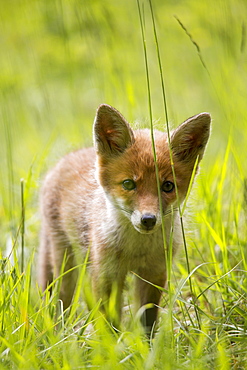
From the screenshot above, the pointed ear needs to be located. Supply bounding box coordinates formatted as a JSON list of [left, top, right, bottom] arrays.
[[93, 104, 134, 157], [171, 113, 211, 162]]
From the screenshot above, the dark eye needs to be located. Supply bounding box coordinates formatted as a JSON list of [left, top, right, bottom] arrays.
[[122, 179, 136, 191], [162, 181, 174, 193]]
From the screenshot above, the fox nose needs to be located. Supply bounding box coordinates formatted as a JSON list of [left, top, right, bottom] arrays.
[[141, 213, 156, 230]]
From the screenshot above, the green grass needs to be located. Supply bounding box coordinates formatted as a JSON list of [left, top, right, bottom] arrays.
[[0, 0, 247, 368]]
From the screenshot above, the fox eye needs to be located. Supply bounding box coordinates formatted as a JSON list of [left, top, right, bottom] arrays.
[[162, 181, 174, 193], [122, 179, 136, 191]]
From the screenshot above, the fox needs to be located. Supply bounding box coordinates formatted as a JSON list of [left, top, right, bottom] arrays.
[[38, 104, 211, 333]]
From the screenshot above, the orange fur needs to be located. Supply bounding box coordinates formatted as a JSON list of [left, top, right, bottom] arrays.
[[38, 104, 211, 332]]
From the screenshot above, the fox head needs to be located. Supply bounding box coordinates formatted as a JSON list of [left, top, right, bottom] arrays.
[[94, 104, 211, 234]]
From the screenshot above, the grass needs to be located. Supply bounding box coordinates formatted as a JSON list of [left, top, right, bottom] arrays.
[[0, 0, 247, 368]]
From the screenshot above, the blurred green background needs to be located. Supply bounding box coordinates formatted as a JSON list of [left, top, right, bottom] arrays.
[[0, 0, 246, 249]]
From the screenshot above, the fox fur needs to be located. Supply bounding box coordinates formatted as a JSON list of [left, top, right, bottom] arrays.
[[38, 104, 211, 332]]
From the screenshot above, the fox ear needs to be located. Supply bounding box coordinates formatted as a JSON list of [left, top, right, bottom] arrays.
[[171, 112, 211, 162], [94, 104, 134, 156]]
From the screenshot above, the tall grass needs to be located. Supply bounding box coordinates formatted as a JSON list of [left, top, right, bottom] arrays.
[[0, 0, 247, 369]]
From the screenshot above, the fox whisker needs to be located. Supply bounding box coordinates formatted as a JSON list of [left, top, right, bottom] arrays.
[[164, 207, 179, 217]]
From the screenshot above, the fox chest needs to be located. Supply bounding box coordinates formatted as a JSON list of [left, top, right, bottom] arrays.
[[107, 228, 167, 272]]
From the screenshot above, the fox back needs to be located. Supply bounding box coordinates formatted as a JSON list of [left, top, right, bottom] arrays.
[[38, 104, 211, 332]]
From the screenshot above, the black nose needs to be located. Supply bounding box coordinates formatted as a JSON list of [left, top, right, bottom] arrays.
[[141, 213, 156, 230]]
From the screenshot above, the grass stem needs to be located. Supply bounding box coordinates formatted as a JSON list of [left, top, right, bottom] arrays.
[[20, 179, 25, 272]]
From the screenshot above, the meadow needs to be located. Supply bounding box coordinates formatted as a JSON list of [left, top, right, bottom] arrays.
[[0, 0, 247, 368]]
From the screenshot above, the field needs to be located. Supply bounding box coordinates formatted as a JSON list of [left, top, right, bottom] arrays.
[[0, 0, 247, 368]]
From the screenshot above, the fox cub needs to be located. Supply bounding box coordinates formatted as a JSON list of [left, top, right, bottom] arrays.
[[39, 104, 211, 332]]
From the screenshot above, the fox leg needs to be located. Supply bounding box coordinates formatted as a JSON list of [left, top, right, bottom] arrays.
[[39, 225, 78, 310], [53, 240, 78, 310], [91, 263, 126, 328], [38, 225, 54, 292], [135, 274, 166, 333]]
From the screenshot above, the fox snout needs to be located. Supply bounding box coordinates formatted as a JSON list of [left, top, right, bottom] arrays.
[[131, 209, 160, 234], [141, 213, 157, 230]]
